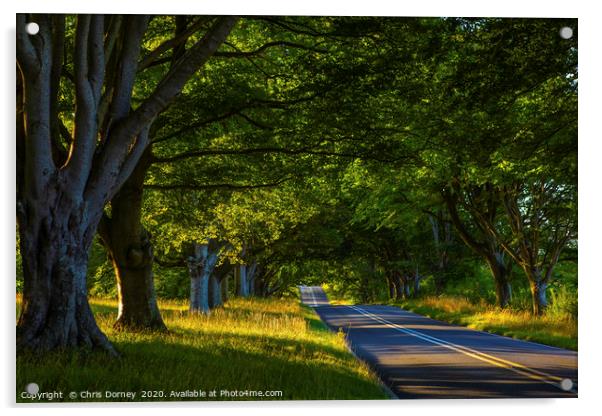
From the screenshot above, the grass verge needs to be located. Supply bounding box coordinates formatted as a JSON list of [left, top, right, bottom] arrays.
[[17, 296, 388, 402], [391, 296, 577, 351]]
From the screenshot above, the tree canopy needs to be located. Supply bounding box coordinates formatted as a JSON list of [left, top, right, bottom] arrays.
[[16, 15, 577, 354]]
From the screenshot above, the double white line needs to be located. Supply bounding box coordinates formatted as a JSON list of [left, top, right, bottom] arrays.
[[348, 305, 576, 394]]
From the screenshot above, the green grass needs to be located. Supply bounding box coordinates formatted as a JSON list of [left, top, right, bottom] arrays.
[[17, 296, 388, 402], [390, 296, 577, 351]]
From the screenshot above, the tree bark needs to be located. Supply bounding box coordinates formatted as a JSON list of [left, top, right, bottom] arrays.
[[394, 272, 404, 300], [17, 189, 116, 354], [413, 270, 421, 298], [483, 252, 512, 308], [98, 148, 165, 330], [209, 275, 222, 309], [221, 273, 230, 302], [16, 14, 238, 354], [235, 264, 249, 297], [403, 275, 411, 299], [246, 261, 258, 296], [386, 273, 397, 299], [188, 242, 220, 314], [443, 187, 513, 308], [527, 269, 548, 315]]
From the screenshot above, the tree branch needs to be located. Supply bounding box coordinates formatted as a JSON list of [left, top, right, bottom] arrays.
[[17, 14, 56, 197], [88, 16, 238, 206], [214, 40, 328, 57], [145, 176, 290, 192], [137, 17, 208, 71], [64, 15, 105, 196]]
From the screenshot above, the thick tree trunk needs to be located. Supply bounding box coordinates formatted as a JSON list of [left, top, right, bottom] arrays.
[[485, 252, 512, 308], [209, 261, 232, 308], [16, 15, 239, 354], [99, 148, 165, 330], [17, 197, 116, 354], [209, 274, 222, 308]]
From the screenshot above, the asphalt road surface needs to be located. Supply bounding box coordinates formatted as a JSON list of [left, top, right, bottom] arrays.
[[299, 286, 578, 399]]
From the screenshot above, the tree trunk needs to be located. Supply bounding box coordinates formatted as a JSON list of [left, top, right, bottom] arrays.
[[528, 269, 548, 315], [403, 275, 411, 299], [221, 274, 229, 302], [188, 242, 219, 314], [209, 274, 222, 309], [236, 264, 249, 297], [387, 274, 396, 299], [394, 272, 404, 300], [484, 252, 512, 308], [16, 15, 239, 354], [413, 270, 421, 297], [17, 197, 116, 355], [98, 148, 165, 330], [247, 261, 257, 296]]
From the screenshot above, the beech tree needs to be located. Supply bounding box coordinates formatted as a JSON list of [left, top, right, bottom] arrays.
[[16, 14, 238, 353], [96, 15, 367, 326]]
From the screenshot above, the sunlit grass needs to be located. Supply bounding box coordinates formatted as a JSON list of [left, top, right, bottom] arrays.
[[392, 296, 577, 350], [17, 296, 388, 402]]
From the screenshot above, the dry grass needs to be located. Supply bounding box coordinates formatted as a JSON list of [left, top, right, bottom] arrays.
[[394, 296, 577, 350], [16, 296, 388, 402]]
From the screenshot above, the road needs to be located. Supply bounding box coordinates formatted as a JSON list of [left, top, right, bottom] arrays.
[[299, 286, 578, 399]]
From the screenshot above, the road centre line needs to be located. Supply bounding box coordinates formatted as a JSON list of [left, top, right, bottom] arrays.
[[348, 305, 574, 393], [310, 286, 318, 306]]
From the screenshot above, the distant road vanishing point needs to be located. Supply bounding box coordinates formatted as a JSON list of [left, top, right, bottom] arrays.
[[299, 286, 577, 399]]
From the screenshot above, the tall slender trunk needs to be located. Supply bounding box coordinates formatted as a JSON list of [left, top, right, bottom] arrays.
[[403, 275, 411, 299], [246, 261, 257, 296], [221, 274, 229, 302], [98, 148, 165, 330], [394, 272, 404, 300], [527, 269, 548, 315], [413, 270, 421, 297], [429, 213, 450, 294], [236, 264, 249, 297], [386, 273, 397, 299], [188, 242, 219, 314]]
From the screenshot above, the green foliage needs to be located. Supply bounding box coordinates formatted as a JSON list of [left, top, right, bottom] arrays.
[[86, 239, 116, 298], [19, 16, 578, 320]]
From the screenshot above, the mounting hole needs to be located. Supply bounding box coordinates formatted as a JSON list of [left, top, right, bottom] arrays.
[[559, 26, 573, 39], [560, 378, 573, 391], [25, 22, 39, 35], [25, 382, 39, 395]]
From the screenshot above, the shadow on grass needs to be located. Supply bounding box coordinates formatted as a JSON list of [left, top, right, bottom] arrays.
[[17, 333, 387, 402], [161, 321, 353, 364]]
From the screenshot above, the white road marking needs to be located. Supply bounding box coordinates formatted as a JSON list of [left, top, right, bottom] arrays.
[[349, 305, 575, 393], [300, 286, 318, 307], [309, 286, 318, 306]]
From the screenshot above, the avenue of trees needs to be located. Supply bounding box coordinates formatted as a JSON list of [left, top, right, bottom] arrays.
[[16, 15, 577, 354]]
